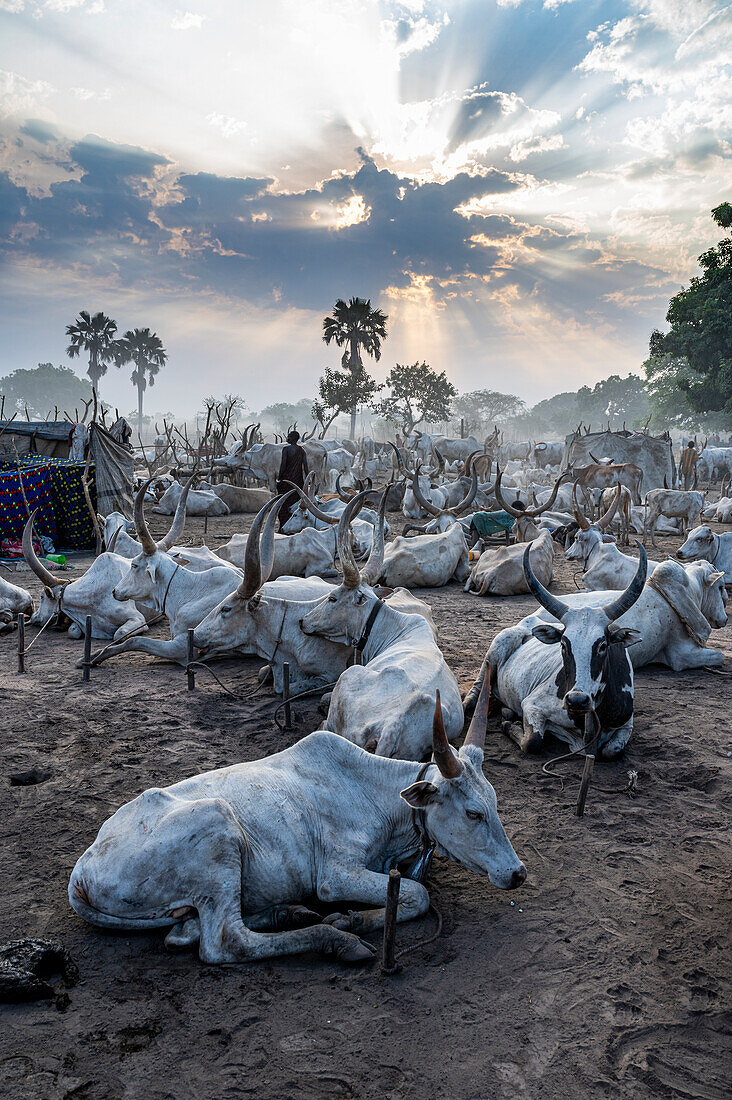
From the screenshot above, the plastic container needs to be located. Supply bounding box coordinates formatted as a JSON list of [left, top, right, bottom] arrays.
[[45, 554, 66, 565]]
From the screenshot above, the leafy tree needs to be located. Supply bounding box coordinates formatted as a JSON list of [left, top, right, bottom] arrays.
[[259, 398, 315, 435], [451, 389, 526, 435], [115, 327, 167, 436], [312, 364, 381, 439], [0, 363, 93, 419], [378, 362, 456, 436], [647, 203, 732, 427], [575, 374, 650, 430], [66, 310, 119, 392], [322, 297, 388, 438]]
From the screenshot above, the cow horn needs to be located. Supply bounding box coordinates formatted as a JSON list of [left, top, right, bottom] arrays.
[[133, 477, 157, 555], [602, 542, 647, 622], [448, 456, 479, 515], [462, 666, 490, 752], [589, 451, 601, 464], [283, 481, 341, 525], [597, 484, 622, 532], [494, 467, 523, 518], [432, 690, 462, 778], [431, 448, 445, 478], [106, 524, 123, 554], [335, 473, 354, 503], [525, 470, 568, 518], [237, 496, 281, 600], [571, 481, 591, 531], [158, 469, 196, 551], [387, 441, 414, 479], [22, 510, 63, 589], [410, 466, 442, 517], [523, 543, 569, 622], [361, 488, 388, 585], [259, 495, 289, 585], [337, 490, 369, 589]]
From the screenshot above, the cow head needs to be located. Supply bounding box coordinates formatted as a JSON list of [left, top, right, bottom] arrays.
[[687, 560, 728, 628], [400, 679, 526, 890], [565, 483, 622, 563], [299, 489, 387, 646], [676, 525, 717, 564], [524, 540, 646, 723], [22, 510, 72, 628], [402, 457, 480, 535], [495, 467, 569, 543], [112, 473, 195, 603]]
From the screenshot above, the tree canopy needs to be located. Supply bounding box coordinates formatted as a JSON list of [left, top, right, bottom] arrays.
[[0, 363, 93, 419], [378, 362, 456, 435], [312, 364, 380, 438], [322, 297, 387, 436], [116, 327, 167, 434], [451, 389, 526, 435], [259, 398, 315, 434], [66, 310, 119, 392], [647, 203, 732, 427]]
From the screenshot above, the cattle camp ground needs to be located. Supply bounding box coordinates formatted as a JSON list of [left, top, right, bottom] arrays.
[[0, 423, 730, 1099]]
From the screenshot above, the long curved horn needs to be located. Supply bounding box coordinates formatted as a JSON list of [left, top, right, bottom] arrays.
[[106, 524, 123, 554], [133, 477, 157, 555], [571, 481, 591, 531], [448, 453, 479, 515], [522, 543, 569, 622], [335, 473, 354, 503], [387, 441, 415, 479], [158, 470, 196, 550], [403, 522, 430, 536], [22, 510, 62, 589], [410, 467, 441, 517], [283, 481, 341, 525], [463, 666, 490, 751], [337, 490, 370, 589], [589, 451, 601, 464], [432, 690, 462, 778], [237, 496, 281, 600], [361, 488, 388, 586], [524, 470, 567, 518], [494, 467, 523, 518], [431, 448, 445, 478], [602, 542, 647, 622], [597, 484, 622, 532], [259, 495, 288, 585]]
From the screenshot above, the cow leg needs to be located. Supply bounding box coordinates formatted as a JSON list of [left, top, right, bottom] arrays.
[[318, 866, 430, 934], [87, 633, 189, 667], [662, 643, 725, 671], [598, 720, 633, 760], [244, 904, 321, 931]]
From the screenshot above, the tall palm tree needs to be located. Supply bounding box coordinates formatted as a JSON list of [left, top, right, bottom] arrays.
[[115, 327, 168, 437], [66, 311, 119, 394], [322, 297, 388, 438]]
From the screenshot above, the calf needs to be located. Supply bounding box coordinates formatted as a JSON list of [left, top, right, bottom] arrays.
[[68, 677, 525, 965]]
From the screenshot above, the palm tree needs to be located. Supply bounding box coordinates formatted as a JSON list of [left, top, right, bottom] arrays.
[[322, 297, 388, 438], [66, 311, 119, 394], [115, 328, 168, 437]]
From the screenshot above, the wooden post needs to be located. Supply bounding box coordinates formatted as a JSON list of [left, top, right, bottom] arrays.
[[17, 614, 25, 674], [353, 646, 362, 666], [460, 417, 465, 439], [204, 513, 209, 536], [381, 868, 402, 975], [82, 615, 92, 682], [283, 661, 293, 730], [576, 754, 595, 817], [187, 629, 195, 690]]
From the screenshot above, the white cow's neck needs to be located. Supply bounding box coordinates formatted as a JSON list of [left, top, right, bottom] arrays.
[[359, 597, 414, 661]]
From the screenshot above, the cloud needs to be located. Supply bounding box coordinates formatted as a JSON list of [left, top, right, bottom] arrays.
[[171, 10, 205, 30], [0, 70, 53, 118], [205, 112, 247, 139]]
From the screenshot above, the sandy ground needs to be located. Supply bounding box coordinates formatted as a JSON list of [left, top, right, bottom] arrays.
[[1, 509, 731, 1100]]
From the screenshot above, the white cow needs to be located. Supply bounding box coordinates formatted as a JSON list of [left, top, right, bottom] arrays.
[[0, 572, 33, 621], [68, 678, 525, 966], [153, 480, 230, 518], [380, 523, 470, 588], [643, 489, 705, 548], [464, 528, 555, 597], [676, 526, 732, 585]]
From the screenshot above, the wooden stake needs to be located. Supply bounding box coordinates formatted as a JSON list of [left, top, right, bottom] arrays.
[[283, 661, 293, 730], [187, 629, 195, 690], [381, 869, 402, 975], [17, 614, 25, 674], [576, 754, 595, 817], [82, 615, 92, 682]]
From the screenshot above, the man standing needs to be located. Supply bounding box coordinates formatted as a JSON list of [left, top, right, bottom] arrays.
[[277, 429, 309, 530], [680, 440, 698, 490]]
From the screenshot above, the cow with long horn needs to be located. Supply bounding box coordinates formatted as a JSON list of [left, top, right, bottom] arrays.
[[23, 510, 153, 641], [465, 542, 647, 759], [403, 456, 483, 535], [300, 490, 464, 758], [566, 484, 662, 590]]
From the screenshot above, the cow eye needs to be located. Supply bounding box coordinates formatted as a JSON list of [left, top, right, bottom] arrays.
[[328, 594, 337, 602], [466, 809, 483, 822]]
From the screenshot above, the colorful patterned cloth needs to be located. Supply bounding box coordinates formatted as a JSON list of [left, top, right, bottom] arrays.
[[0, 458, 95, 550]]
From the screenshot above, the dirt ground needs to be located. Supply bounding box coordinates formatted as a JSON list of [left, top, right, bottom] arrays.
[[1, 509, 730, 1100]]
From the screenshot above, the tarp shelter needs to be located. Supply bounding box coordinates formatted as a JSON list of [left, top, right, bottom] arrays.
[[0, 420, 134, 550], [561, 430, 676, 493], [0, 420, 73, 459]]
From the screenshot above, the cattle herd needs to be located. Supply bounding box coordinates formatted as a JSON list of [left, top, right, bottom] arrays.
[[3, 425, 731, 968]]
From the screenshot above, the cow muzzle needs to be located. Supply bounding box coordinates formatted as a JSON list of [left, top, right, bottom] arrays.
[[564, 690, 591, 714]]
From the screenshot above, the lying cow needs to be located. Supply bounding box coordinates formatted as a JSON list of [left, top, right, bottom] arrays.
[[198, 482, 271, 514], [466, 544, 647, 758], [567, 485, 661, 590], [153, 480, 230, 517], [68, 676, 525, 965], [464, 528, 555, 597], [676, 525, 732, 585], [0, 571, 33, 623], [379, 523, 470, 588], [643, 489, 705, 548], [300, 492, 463, 759]]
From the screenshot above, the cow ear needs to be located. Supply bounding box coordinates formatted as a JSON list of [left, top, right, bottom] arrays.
[[705, 570, 725, 586], [532, 623, 564, 646], [606, 625, 641, 646], [400, 781, 439, 808]]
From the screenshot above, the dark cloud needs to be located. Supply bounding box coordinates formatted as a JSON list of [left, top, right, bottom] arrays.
[[446, 89, 505, 154], [19, 119, 62, 145]]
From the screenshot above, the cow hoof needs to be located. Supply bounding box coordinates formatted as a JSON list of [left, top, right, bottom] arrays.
[[274, 905, 321, 930], [323, 911, 365, 933], [331, 934, 375, 964], [165, 918, 200, 951], [257, 664, 273, 684]]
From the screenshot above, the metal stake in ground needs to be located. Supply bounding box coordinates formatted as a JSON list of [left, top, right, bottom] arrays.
[[576, 712, 595, 817], [82, 615, 92, 682], [283, 661, 293, 731], [17, 613, 25, 674], [187, 629, 195, 690], [381, 868, 402, 975]]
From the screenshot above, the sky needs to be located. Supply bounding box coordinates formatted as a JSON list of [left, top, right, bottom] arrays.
[[0, 0, 730, 418]]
